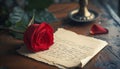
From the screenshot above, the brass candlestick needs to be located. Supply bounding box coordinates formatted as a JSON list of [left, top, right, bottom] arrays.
[[69, 0, 98, 23]]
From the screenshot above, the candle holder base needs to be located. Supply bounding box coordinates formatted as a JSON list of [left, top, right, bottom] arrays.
[[68, 9, 99, 24]]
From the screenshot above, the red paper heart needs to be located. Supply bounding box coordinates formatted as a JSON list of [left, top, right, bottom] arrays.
[[24, 22, 54, 52], [90, 24, 108, 35]]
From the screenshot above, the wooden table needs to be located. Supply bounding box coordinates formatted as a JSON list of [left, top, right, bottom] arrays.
[[0, 2, 120, 69]]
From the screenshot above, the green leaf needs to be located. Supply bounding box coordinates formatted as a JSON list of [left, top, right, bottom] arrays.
[[9, 7, 24, 24], [35, 9, 58, 23], [9, 7, 29, 39], [9, 7, 29, 32]]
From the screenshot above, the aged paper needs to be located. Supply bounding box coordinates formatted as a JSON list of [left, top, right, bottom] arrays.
[[17, 28, 108, 69]]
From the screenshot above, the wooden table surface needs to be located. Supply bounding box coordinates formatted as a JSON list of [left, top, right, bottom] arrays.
[[0, 2, 120, 69]]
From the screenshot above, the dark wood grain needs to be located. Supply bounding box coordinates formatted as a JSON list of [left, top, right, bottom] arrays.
[[83, 0, 120, 69], [0, 2, 120, 69]]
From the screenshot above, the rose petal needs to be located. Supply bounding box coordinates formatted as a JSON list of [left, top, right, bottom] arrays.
[[90, 24, 108, 35]]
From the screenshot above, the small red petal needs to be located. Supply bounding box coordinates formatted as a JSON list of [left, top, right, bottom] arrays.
[[90, 24, 108, 35]]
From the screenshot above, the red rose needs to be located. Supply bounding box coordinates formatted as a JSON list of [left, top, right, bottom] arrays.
[[24, 22, 54, 52]]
